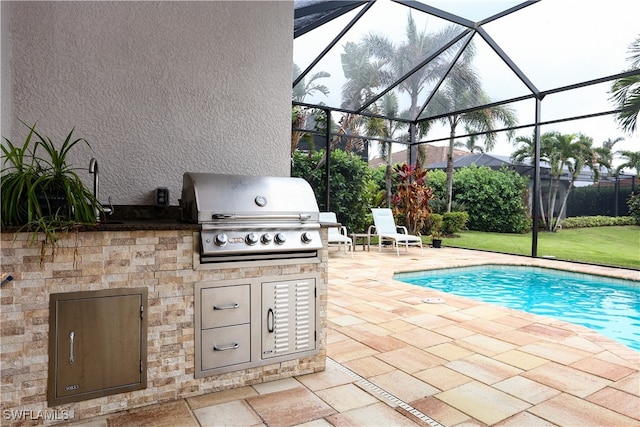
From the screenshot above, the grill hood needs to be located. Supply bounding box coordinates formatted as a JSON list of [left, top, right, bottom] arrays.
[[181, 173, 320, 225]]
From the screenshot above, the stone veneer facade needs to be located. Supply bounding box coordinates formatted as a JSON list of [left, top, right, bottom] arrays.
[[0, 228, 328, 425]]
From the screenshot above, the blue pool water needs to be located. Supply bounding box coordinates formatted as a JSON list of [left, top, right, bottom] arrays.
[[395, 265, 640, 351]]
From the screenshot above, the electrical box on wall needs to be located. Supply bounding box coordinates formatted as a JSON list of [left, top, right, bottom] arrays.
[[156, 187, 169, 206]]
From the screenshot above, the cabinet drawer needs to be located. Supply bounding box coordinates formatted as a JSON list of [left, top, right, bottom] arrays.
[[201, 324, 251, 370], [201, 285, 250, 329]]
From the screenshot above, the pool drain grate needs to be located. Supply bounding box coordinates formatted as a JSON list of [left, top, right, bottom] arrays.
[[326, 357, 444, 427]]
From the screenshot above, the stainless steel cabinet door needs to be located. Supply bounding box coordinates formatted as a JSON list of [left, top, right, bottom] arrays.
[[261, 278, 315, 359], [48, 288, 147, 405]]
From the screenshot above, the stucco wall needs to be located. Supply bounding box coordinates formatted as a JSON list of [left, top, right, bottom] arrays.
[[1, 1, 293, 205]]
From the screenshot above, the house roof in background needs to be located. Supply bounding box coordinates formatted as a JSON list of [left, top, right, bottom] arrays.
[[369, 145, 471, 167]]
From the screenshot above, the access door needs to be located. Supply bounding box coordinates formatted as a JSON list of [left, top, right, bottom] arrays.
[[261, 278, 316, 359], [48, 288, 147, 405]]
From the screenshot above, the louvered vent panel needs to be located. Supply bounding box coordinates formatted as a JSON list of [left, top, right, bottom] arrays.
[[262, 278, 316, 359]]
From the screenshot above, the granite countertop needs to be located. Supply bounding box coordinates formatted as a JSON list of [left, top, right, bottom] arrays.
[[2, 205, 335, 233], [91, 219, 200, 231], [1, 205, 200, 233], [1, 219, 200, 233]]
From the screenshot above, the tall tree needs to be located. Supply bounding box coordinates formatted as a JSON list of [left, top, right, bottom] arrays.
[[598, 136, 625, 176], [610, 35, 640, 134], [364, 93, 407, 207], [360, 13, 464, 165], [511, 131, 556, 230], [553, 133, 608, 230], [615, 150, 640, 176], [338, 41, 386, 153], [428, 68, 517, 212], [455, 126, 484, 153], [291, 64, 330, 155], [511, 131, 607, 231]]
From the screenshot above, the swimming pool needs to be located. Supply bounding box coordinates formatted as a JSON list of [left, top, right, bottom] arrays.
[[394, 265, 640, 351]]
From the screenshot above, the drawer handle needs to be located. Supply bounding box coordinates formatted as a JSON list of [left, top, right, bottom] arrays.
[[213, 303, 239, 310], [69, 331, 75, 365], [213, 343, 239, 351]]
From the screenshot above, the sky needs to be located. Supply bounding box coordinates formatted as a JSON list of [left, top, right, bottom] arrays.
[[293, 0, 640, 171]]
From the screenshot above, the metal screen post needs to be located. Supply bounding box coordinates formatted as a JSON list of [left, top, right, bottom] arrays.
[[324, 109, 331, 211], [531, 98, 541, 258]]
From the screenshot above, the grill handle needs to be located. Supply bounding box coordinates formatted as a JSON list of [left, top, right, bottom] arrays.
[[212, 213, 312, 221]]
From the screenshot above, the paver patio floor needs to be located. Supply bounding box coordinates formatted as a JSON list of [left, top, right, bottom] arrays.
[[77, 247, 640, 426]]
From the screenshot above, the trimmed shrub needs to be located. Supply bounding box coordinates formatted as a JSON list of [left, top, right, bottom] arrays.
[[453, 165, 531, 233], [628, 192, 640, 225], [561, 215, 636, 228], [442, 211, 469, 234]]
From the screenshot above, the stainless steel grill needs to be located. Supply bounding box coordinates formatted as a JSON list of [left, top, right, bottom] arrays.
[[180, 173, 322, 263]]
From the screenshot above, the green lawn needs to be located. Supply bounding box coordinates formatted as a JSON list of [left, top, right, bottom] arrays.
[[432, 226, 640, 269]]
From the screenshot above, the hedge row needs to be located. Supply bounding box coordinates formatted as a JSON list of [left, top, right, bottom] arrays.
[[560, 216, 636, 228]]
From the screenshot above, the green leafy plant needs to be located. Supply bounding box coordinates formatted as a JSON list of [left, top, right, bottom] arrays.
[[627, 192, 640, 225], [453, 165, 531, 233], [291, 148, 371, 233], [428, 213, 443, 239], [1, 121, 99, 251], [442, 211, 469, 234]]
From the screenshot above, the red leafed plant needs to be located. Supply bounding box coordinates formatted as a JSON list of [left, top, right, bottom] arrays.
[[392, 163, 433, 235]]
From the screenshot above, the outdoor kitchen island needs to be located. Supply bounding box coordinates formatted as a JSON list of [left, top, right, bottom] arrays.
[[0, 215, 329, 425]]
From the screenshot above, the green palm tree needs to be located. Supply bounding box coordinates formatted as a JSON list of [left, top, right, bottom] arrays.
[[610, 35, 640, 134], [364, 93, 407, 207], [338, 41, 387, 153], [511, 131, 605, 231], [512, 131, 559, 230], [428, 68, 517, 212], [602, 136, 625, 151], [615, 150, 640, 176], [553, 133, 608, 230], [455, 126, 484, 153], [597, 136, 624, 177], [291, 64, 331, 155], [360, 13, 464, 165]]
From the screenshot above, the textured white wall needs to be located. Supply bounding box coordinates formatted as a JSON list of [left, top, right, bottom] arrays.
[[2, 1, 293, 205]]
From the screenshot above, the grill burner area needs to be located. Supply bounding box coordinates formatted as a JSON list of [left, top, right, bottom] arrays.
[[181, 173, 322, 263]]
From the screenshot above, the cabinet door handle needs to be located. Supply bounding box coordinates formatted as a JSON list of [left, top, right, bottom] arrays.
[[69, 331, 75, 365], [213, 303, 239, 310], [213, 342, 239, 351], [267, 308, 275, 333]]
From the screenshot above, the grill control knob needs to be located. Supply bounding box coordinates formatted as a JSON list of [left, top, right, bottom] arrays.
[[301, 231, 313, 243], [274, 232, 287, 245], [245, 232, 259, 245], [214, 233, 228, 247], [261, 233, 273, 244]]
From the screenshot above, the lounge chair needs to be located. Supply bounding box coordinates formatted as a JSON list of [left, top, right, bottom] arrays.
[[319, 212, 353, 256], [368, 208, 423, 256]]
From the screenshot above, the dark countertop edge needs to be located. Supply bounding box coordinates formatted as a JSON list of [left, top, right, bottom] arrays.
[[3, 221, 336, 233], [1, 220, 201, 233]]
